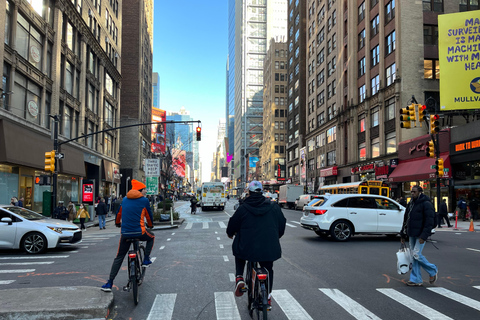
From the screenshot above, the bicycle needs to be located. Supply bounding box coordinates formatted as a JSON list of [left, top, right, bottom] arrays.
[[242, 261, 270, 320], [122, 238, 146, 305]]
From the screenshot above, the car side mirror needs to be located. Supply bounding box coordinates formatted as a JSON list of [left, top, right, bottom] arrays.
[[1, 217, 13, 225]]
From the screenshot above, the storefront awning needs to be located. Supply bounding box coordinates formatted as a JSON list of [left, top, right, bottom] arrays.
[[388, 155, 451, 183]]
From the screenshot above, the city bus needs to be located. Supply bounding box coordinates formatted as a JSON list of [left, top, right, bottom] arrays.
[[318, 180, 390, 197], [201, 182, 226, 211]]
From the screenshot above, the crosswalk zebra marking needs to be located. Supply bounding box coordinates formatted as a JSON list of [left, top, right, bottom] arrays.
[[474, 286, 480, 290], [214, 292, 241, 320], [203, 222, 209, 229], [229, 273, 235, 282], [159, 246, 165, 250], [0, 262, 54, 266], [286, 223, 297, 228], [0, 269, 35, 273], [223, 256, 229, 262], [377, 288, 453, 320], [319, 288, 382, 320], [146, 293, 176, 320], [219, 244, 224, 249], [0, 280, 15, 285], [428, 287, 480, 312], [219, 222, 227, 228], [271, 289, 313, 319], [290, 221, 301, 225], [185, 223, 193, 230], [0, 256, 69, 260]]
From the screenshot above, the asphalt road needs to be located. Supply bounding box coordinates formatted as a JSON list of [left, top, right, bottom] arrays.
[[1, 200, 480, 319]]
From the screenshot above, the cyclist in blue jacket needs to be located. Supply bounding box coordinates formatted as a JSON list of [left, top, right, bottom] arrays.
[[101, 179, 155, 292]]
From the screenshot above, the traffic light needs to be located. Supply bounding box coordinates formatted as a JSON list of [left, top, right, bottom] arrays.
[[425, 140, 435, 158], [196, 126, 201, 141], [44, 150, 55, 172], [419, 105, 427, 123], [429, 114, 439, 134], [399, 105, 414, 128], [436, 158, 444, 177]]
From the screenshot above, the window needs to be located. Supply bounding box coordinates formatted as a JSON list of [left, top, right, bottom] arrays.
[[386, 132, 397, 154], [371, 0, 379, 8], [317, 112, 325, 127], [371, 45, 380, 67], [385, 0, 395, 23], [318, 28, 325, 44], [275, 121, 279, 129], [295, 114, 299, 125], [371, 75, 380, 96], [16, 14, 43, 71], [105, 100, 114, 126], [88, 83, 94, 111], [424, 59, 440, 79], [423, 0, 443, 12], [371, 15, 379, 38], [371, 138, 380, 158], [12, 72, 41, 124], [317, 69, 325, 86], [317, 49, 325, 65], [327, 126, 336, 143], [358, 57, 366, 77], [358, 2, 365, 22], [65, 62, 74, 95], [385, 98, 395, 121], [5, 1, 12, 45], [460, 0, 479, 11], [63, 106, 72, 139], [371, 107, 379, 127], [105, 72, 114, 96], [359, 85, 366, 103], [424, 25, 438, 45], [358, 29, 366, 50], [359, 142, 366, 161], [327, 150, 336, 166], [386, 63, 396, 86], [386, 31, 396, 55], [317, 91, 325, 107], [359, 114, 366, 132]]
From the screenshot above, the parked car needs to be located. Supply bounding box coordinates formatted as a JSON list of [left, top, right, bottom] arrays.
[[0, 205, 82, 254], [300, 194, 404, 241], [295, 194, 322, 210]]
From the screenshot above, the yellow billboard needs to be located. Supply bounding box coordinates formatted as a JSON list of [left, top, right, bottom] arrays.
[[439, 12, 480, 111]]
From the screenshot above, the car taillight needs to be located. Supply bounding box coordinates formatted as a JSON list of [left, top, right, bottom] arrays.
[[310, 209, 327, 215]]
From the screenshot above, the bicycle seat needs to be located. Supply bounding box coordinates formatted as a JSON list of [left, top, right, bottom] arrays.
[[125, 238, 141, 243]]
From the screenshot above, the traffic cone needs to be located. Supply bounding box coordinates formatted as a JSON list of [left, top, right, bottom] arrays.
[[469, 219, 475, 232]]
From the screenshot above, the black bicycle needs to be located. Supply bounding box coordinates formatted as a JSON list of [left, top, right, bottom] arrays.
[[243, 261, 270, 320], [123, 238, 146, 305]]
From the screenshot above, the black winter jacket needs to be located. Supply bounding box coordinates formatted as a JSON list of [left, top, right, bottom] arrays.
[[227, 192, 287, 262], [400, 193, 435, 241], [95, 202, 108, 215]]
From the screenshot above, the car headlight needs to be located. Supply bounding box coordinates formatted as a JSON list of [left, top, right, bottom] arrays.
[[47, 226, 63, 234]]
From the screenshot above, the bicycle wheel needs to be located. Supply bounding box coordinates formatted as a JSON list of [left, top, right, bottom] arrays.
[[138, 245, 146, 285], [245, 263, 253, 316], [260, 283, 268, 320], [131, 260, 139, 305]]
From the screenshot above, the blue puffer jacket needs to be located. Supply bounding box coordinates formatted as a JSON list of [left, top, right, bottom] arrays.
[[400, 193, 435, 241], [115, 190, 153, 238]]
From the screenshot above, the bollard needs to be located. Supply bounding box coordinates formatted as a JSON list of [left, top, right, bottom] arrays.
[[170, 207, 173, 226]]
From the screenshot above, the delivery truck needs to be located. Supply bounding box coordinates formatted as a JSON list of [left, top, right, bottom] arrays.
[[278, 185, 304, 209]]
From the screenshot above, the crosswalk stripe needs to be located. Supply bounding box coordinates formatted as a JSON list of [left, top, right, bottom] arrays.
[[291, 221, 301, 225], [319, 288, 382, 320], [185, 223, 193, 229], [377, 288, 453, 320], [0, 269, 35, 273], [223, 255, 229, 262], [203, 222, 209, 229], [0, 262, 54, 266], [474, 286, 480, 290], [214, 292, 241, 320], [0, 256, 69, 260], [271, 289, 313, 319], [229, 273, 235, 282], [146, 293, 176, 320], [428, 287, 480, 312], [0, 280, 15, 285], [219, 221, 227, 228], [286, 223, 297, 228]]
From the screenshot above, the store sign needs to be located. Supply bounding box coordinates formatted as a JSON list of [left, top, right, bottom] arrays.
[[82, 184, 94, 202], [375, 165, 390, 179], [351, 163, 375, 174], [453, 138, 480, 154], [27, 100, 38, 117], [30, 45, 41, 63], [320, 166, 338, 177]]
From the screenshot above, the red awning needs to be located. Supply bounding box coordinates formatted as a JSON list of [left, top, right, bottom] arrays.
[[388, 155, 451, 183]]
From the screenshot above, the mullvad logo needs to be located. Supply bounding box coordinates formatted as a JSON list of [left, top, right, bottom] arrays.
[[470, 77, 480, 94]]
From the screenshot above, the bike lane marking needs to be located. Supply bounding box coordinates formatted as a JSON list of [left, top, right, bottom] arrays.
[[319, 288, 381, 320], [271, 289, 313, 320], [378, 288, 452, 320], [214, 292, 241, 320], [146, 293, 177, 320]]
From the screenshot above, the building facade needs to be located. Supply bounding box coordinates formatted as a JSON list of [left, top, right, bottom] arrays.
[[1, 0, 121, 214], [152, 71, 159, 109]]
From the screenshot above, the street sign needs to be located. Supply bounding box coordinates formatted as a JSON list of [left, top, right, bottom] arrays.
[[146, 177, 158, 195], [444, 168, 449, 172], [56, 153, 65, 159], [430, 165, 436, 169], [144, 159, 160, 176]]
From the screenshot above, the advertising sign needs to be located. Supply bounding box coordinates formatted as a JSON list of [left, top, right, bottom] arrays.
[[82, 183, 94, 202], [151, 108, 166, 154], [439, 12, 480, 110], [146, 177, 158, 195]]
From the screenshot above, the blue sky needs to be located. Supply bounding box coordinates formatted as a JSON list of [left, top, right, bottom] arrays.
[[153, 1, 228, 183]]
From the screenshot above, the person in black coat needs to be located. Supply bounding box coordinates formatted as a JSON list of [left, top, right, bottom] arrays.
[[96, 198, 109, 230], [438, 199, 451, 227], [226, 180, 286, 307], [400, 186, 438, 286]]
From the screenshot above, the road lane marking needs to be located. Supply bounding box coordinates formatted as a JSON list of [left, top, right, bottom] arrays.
[[0, 262, 54, 266], [217, 237, 221, 240], [466, 248, 480, 252], [219, 221, 227, 228], [146, 293, 176, 320], [286, 223, 297, 228], [185, 223, 193, 230], [378, 288, 452, 319], [428, 287, 480, 312], [319, 288, 381, 320], [171, 233, 175, 235], [167, 238, 171, 241], [0, 269, 35, 273], [159, 246, 165, 250], [0, 256, 69, 260], [223, 255, 229, 262], [229, 273, 235, 282], [215, 292, 241, 320], [291, 221, 301, 225], [0, 280, 15, 285], [271, 289, 313, 319], [474, 286, 480, 290], [203, 222, 209, 229], [220, 244, 224, 249]]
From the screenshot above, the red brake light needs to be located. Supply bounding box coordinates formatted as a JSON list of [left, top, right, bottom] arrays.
[[257, 274, 267, 280], [128, 253, 136, 258], [310, 209, 327, 215]]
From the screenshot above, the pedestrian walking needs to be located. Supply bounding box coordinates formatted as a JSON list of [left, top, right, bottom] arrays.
[[67, 201, 77, 222], [96, 198, 108, 230], [113, 195, 123, 215], [400, 186, 438, 287], [76, 204, 90, 230], [438, 199, 451, 228], [17, 197, 24, 207], [10, 197, 18, 206], [469, 198, 478, 221], [399, 197, 407, 208], [457, 197, 467, 220]]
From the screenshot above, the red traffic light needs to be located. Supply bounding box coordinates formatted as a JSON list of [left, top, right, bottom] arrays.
[[196, 127, 201, 132], [196, 126, 201, 141], [421, 105, 427, 110]]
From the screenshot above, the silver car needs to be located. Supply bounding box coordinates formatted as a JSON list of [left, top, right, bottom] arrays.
[[0, 205, 82, 254]]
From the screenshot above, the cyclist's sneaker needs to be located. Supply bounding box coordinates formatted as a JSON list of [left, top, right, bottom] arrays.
[[267, 298, 272, 311], [101, 280, 113, 292], [142, 256, 152, 267], [235, 276, 245, 297]]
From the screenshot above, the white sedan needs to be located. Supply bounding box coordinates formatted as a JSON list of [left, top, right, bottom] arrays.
[[0, 205, 82, 254]]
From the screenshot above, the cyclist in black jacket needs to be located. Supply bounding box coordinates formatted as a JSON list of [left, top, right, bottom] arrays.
[[227, 180, 286, 309]]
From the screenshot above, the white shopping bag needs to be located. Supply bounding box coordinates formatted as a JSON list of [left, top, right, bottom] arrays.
[[396, 243, 412, 275]]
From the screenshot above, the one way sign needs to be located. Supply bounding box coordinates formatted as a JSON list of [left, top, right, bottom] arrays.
[[56, 153, 65, 159]]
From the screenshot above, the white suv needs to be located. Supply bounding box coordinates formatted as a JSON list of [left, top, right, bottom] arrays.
[[300, 194, 405, 241]]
